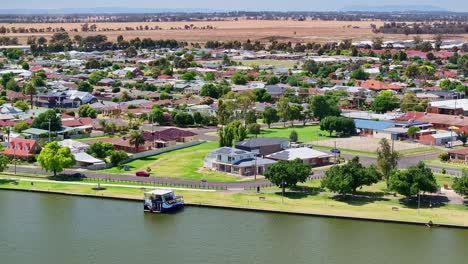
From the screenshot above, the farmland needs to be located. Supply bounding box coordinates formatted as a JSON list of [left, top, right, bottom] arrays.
[[2, 19, 465, 45]]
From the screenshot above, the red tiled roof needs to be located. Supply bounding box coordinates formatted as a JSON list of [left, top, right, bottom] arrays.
[[143, 128, 197, 142], [395, 111, 426, 121], [2, 138, 40, 157], [448, 148, 468, 155], [358, 80, 403, 91], [62, 117, 93, 127]]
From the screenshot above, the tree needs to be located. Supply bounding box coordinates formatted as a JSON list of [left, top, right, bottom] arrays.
[[14, 100, 29, 112], [320, 116, 356, 137], [0, 155, 9, 172], [457, 132, 468, 146], [302, 60, 318, 74], [253, 88, 272, 102], [277, 96, 290, 127], [32, 109, 61, 131], [350, 68, 369, 80], [266, 76, 280, 85], [86, 142, 115, 159], [439, 152, 450, 162], [23, 83, 36, 110], [231, 72, 247, 85], [129, 130, 145, 153], [77, 81, 93, 93], [389, 162, 438, 198], [405, 64, 420, 79], [453, 169, 468, 196], [248, 123, 261, 137], [109, 150, 128, 166], [174, 112, 194, 127], [288, 105, 303, 127], [262, 107, 279, 129], [200, 83, 230, 99], [37, 141, 76, 177], [13, 121, 30, 133], [372, 91, 400, 113], [289, 130, 298, 142], [245, 110, 257, 125], [407, 126, 421, 140], [264, 159, 311, 194], [193, 112, 203, 126], [218, 120, 247, 147], [372, 37, 383, 50], [400, 92, 420, 112], [78, 105, 97, 118], [322, 157, 381, 195], [5, 78, 20, 91], [309, 95, 341, 120], [377, 138, 400, 189]]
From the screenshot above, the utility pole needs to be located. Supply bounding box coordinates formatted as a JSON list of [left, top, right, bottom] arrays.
[[48, 118, 51, 142], [254, 154, 257, 180], [151, 115, 155, 149], [334, 141, 337, 163], [417, 189, 421, 216], [13, 144, 16, 175]]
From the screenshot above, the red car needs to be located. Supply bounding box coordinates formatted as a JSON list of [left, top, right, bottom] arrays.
[[135, 171, 150, 177]]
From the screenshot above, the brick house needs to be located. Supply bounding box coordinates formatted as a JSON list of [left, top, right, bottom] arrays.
[[2, 138, 41, 158]]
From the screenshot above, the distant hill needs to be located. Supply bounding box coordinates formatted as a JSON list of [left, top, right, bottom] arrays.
[[341, 5, 448, 12], [0, 7, 221, 15]]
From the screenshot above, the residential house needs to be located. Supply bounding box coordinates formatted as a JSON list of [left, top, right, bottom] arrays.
[[427, 99, 468, 116], [419, 132, 458, 146], [357, 80, 403, 92], [448, 148, 468, 162], [266, 147, 331, 167], [235, 138, 289, 156], [204, 147, 276, 176], [22, 128, 49, 140], [99, 137, 153, 154], [143, 128, 197, 148], [2, 138, 41, 158]]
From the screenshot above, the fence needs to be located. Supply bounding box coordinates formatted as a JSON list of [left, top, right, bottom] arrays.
[[84, 177, 230, 190], [122, 140, 206, 163]]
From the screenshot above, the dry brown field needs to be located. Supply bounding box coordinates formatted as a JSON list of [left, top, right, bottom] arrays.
[[1, 20, 467, 44]]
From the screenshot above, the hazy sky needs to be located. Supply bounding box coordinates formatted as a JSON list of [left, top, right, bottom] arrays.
[[1, 0, 467, 12]]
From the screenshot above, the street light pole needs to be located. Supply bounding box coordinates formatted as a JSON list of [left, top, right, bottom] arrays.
[[13, 145, 16, 175], [417, 189, 421, 216], [48, 118, 51, 142]]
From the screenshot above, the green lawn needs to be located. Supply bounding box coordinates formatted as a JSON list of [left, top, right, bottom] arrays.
[[101, 141, 241, 182], [426, 159, 468, 170], [259, 125, 331, 143]]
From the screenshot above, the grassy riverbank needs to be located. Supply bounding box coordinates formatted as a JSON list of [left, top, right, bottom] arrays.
[[1, 177, 467, 226]]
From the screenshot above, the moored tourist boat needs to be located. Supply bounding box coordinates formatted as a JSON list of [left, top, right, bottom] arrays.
[[144, 190, 184, 213]]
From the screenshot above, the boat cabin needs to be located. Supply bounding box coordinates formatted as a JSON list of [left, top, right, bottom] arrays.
[[144, 190, 184, 213]]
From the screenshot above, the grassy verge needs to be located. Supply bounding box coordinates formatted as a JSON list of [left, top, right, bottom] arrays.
[[426, 159, 468, 170], [1, 179, 466, 226], [100, 141, 241, 182], [313, 145, 377, 158], [399, 147, 441, 157]]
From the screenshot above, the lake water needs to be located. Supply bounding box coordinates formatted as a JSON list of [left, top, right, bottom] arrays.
[[1, 191, 467, 264]]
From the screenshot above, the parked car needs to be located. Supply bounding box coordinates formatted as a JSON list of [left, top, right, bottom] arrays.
[[330, 148, 341, 154], [136, 171, 150, 177], [69, 172, 85, 178]]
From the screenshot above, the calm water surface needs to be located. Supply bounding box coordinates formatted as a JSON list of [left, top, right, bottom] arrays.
[[1, 191, 467, 264]]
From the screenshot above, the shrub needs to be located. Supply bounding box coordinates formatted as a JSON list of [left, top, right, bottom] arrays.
[[439, 152, 450, 162]]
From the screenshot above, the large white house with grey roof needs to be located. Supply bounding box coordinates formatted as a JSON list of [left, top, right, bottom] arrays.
[[204, 147, 276, 176]]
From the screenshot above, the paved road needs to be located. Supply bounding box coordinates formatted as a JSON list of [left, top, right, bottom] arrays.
[[341, 153, 462, 176], [6, 166, 274, 189]]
